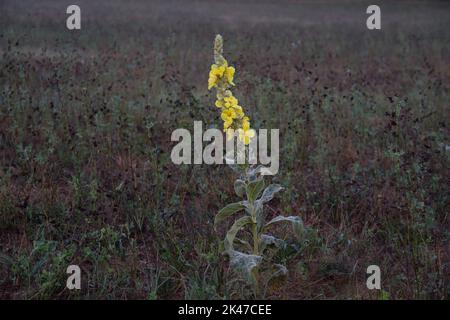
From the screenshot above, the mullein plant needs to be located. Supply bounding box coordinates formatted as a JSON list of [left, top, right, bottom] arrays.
[[208, 35, 304, 298]]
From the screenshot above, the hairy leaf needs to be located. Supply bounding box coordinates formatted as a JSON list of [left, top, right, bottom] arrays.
[[215, 202, 246, 227], [246, 178, 265, 203], [259, 234, 286, 253], [228, 250, 262, 283], [234, 179, 246, 198], [259, 184, 284, 204], [225, 216, 253, 250], [264, 215, 304, 239]]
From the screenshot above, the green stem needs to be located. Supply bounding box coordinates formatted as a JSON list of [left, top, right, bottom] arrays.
[[251, 205, 260, 299], [252, 217, 259, 255]]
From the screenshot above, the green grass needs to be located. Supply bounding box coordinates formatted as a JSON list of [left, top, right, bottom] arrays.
[[0, 0, 449, 299]]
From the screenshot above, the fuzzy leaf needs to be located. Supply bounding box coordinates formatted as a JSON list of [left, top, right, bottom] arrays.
[[264, 215, 304, 239], [215, 202, 246, 227], [228, 250, 262, 283], [259, 234, 286, 253], [234, 179, 246, 198], [246, 178, 265, 203], [259, 184, 284, 204], [225, 216, 253, 250]]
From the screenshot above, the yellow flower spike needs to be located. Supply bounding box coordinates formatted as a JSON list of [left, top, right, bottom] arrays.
[[209, 34, 254, 145]]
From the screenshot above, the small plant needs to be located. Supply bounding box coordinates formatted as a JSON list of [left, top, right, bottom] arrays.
[[208, 35, 304, 298]]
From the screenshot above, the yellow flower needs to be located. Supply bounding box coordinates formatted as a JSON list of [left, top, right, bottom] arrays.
[[215, 99, 224, 108], [224, 66, 235, 85], [211, 64, 226, 76], [242, 116, 250, 131], [223, 96, 238, 108], [221, 108, 236, 122], [208, 74, 218, 90], [223, 119, 233, 130], [233, 106, 244, 118], [208, 64, 227, 90], [216, 95, 239, 109]]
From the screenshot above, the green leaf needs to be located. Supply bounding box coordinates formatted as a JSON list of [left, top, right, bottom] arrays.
[[259, 184, 284, 204], [224, 216, 253, 251], [215, 202, 246, 227], [264, 215, 304, 240], [246, 178, 265, 203], [234, 179, 246, 198]]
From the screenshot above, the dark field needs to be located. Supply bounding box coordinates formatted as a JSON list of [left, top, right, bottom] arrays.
[[0, 0, 449, 299]]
